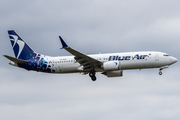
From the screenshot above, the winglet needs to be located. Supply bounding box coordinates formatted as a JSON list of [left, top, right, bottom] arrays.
[[59, 36, 68, 49]]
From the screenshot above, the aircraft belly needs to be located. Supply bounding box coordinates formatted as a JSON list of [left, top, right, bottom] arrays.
[[121, 60, 153, 70], [152, 61, 167, 68], [56, 64, 79, 73]]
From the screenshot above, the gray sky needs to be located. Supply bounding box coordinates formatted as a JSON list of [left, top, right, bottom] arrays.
[[0, 0, 180, 120]]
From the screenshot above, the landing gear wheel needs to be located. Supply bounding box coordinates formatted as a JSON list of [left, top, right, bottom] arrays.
[[159, 71, 162, 75], [91, 76, 96, 81], [89, 69, 96, 81], [89, 72, 94, 77]]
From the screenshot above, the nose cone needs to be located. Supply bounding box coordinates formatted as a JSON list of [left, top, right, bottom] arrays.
[[171, 57, 178, 64]]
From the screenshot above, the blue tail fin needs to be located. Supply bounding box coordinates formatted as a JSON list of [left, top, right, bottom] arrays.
[[8, 30, 37, 60]]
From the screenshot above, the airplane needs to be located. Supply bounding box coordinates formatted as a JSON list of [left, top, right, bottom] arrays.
[[4, 30, 178, 81]]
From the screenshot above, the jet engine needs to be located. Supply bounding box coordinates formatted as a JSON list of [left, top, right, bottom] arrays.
[[102, 61, 121, 71], [102, 70, 123, 77]]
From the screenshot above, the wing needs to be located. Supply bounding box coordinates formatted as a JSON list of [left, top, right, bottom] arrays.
[[59, 36, 102, 70]]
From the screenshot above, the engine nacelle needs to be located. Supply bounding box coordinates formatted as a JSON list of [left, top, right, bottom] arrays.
[[102, 70, 123, 77], [102, 61, 121, 71]]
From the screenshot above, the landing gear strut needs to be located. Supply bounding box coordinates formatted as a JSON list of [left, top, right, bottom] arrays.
[[159, 68, 163, 75], [89, 69, 96, 81], [158, 66, 169, 75]]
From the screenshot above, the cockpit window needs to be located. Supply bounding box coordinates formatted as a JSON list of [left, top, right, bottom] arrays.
[[163, 54, 170, 56]]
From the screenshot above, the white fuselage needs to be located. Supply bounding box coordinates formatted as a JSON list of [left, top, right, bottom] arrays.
[[41, 51, 177, 73]]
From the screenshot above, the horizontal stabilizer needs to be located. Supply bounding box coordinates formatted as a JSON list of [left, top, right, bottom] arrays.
[[3, 55, 28, 64]]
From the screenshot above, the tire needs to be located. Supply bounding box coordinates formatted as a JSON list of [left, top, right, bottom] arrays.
[[91, 76, 96, 81], [89, 72, 94, 77], [159, 71, 162, 75]]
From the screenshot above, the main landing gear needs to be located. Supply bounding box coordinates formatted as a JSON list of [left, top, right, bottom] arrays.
[[89, 69, 96, 81]]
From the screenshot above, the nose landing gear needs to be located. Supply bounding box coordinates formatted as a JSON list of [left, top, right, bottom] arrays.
[[89, 69, 96, 81], [159, 66, 169, 75], [159, 70, 162, 75]]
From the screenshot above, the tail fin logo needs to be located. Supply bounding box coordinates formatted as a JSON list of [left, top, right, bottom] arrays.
[[10, 35, 25, 58]]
